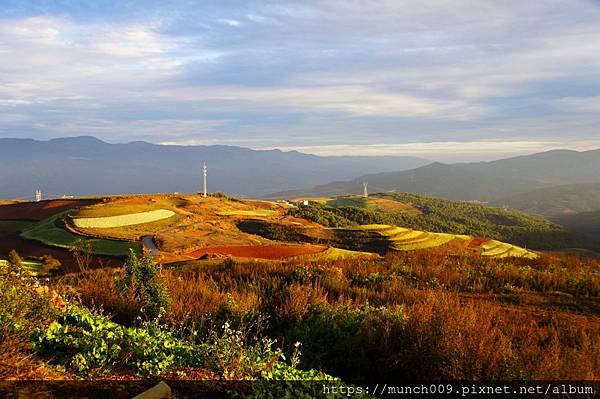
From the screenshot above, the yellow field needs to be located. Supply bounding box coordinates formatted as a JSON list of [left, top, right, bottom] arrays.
[[217, 209, 278, 217], [331, 223, 537, 259], [72, 209, 176, 228], [304, 247, 379, 261]]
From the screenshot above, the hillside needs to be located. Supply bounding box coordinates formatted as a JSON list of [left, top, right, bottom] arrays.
[[459, 148, 600, 185], [286, 192, 592, 251], [555, 210, 600, 235], [269, 162, 549, 202], [495, 183, 600, 217], [0, 136, 429, 199]]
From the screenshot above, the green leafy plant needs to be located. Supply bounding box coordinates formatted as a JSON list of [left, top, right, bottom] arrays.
[[115, 249, 170, 320]]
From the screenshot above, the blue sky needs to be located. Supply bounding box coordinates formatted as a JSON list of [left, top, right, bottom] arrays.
[[1, 0, 600, 161]]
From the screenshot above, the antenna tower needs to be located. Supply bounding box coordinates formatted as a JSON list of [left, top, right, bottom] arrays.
[[203, 163, 208, 198], [362, 182, 368, 198], [35, 190, 42, 202]]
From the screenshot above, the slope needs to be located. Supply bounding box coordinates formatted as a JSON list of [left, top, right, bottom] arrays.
[[268, 162, 549, 202], [459, 148, 600, 185], [495, 182, 600, 217]]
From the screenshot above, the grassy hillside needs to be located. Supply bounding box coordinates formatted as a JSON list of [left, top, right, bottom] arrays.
[[555, 210, 600, 235], [495, 182, 600, 217], [460, 148, 600, 185], [288, 193, 598, 251], [493, 183, 600, 217], [269, 162, 549, 202], [60, 251, 600, 384]]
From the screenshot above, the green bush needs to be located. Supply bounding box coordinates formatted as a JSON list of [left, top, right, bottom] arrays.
[[31, 305, 334, 383], [115, 250, 170, 320], [283, 303, 406, 378], [31, 306, 200, 376]]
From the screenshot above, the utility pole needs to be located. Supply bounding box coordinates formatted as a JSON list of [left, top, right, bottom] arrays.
[[362, 182, 368, 198], [203, 163, 208, 198]]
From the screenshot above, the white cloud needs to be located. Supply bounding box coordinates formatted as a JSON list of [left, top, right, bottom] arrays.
[[1, 1, 600, 159], [556, 97, 600, 113], [265, 139, 600, 161]]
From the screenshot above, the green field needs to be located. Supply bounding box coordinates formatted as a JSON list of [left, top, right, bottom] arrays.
[[21, 212, 140, 256], [72, 209, 175, 228], [326, 196, 373, 208], [0, 220, 36, 233]]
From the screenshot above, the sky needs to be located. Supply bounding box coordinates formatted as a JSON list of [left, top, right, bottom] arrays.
[[1, 0, 600, 161]]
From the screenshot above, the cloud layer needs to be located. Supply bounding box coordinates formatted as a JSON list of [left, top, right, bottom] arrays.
[[1, 0, 600, 159]]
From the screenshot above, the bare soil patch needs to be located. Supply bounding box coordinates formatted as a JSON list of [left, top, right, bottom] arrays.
[[186, 244, 327, 260], [0, 199, 99, 220]]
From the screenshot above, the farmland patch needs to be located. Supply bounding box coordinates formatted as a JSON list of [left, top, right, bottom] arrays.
[[72, 209, 176, 228], [217, 209, 278, 217], [186, 244, 327, 260], [21, 212, 139, 256]]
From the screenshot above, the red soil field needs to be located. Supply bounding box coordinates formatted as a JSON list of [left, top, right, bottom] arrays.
[[0, 199, 99, 220], [186, 244, 328, 260], [0, 233, 121, 273], [468, 237, 491, 247]]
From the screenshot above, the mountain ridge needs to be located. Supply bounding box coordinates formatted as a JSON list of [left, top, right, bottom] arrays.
[[0, 136, 429, 199]]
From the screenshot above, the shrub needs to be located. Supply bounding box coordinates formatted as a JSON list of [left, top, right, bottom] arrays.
[[0, 259, 56, 379], [8, 249, 22, 269], [115, 250, 170, 321], [41, 254, 61, 275], [31, 306, 199, 376]]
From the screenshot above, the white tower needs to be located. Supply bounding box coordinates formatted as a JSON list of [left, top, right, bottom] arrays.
[[203, 163, 208, 198], [362, 182, 368, 198], [35, 190, 42, 202]]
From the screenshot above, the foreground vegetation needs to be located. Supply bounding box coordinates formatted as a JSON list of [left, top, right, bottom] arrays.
[[59, 249, 600, 383], [1, 253, 339, 397]]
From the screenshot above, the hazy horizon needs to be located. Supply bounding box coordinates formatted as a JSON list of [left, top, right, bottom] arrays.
[[4, 134, 600, 163]]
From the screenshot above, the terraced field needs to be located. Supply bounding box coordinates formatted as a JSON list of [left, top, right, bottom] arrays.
[[72, 209, 176, 228], [20, 212, 140, 256], [337, 224, 538, 258]]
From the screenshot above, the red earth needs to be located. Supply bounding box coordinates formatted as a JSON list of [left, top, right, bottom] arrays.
[[0, 199, 99, 220], [0, 233, 122, 273], [468, 237, 491, 247], [186, 244, 328, 260]]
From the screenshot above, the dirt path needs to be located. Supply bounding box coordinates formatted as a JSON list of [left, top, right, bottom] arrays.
[[141, 235, 159, 257]]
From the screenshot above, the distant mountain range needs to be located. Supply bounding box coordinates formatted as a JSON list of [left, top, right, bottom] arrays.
[[0, 136, 429, 199], [268, 162, 551, 202], [268, 149, 600, 214]]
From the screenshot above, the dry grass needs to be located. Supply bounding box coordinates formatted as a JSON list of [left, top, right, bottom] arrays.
[[58, 249, 600, 382]]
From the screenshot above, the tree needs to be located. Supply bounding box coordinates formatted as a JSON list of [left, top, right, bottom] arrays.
[[115, 249, 170, 321]]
